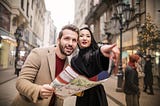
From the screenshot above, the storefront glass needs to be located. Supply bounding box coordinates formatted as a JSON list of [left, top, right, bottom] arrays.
[[0, 37, 16, 69]]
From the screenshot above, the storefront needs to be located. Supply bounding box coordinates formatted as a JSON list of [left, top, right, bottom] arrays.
[[0, 34, 16, 70], [0, 3, 16, 70]]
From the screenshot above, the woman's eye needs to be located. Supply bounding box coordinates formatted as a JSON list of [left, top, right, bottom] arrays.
[[79, 35, 83, 37]]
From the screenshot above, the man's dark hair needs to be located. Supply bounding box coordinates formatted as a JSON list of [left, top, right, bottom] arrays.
[[58, 24, 79, 39]]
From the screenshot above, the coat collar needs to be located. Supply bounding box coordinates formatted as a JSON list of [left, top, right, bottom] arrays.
[[47, 46, 69, 80]]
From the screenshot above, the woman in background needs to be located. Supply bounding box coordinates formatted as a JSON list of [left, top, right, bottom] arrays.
[[124, 54, 140, 106]]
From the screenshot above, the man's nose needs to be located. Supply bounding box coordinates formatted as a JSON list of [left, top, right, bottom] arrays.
[[68, 40, 73, 45]]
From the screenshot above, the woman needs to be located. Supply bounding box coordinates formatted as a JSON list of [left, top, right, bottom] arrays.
[[71, 27, 119, 106], [124, 54, 140, 106]]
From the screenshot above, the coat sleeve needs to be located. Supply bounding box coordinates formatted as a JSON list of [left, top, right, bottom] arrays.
[[125, 67, 139, 93], [87, 48, 109, 76], [16, 48, 42, 103], [91, 48, 109, 70]]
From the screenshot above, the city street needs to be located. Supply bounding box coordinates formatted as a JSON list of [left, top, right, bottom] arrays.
[[104, 76, 160, 106], [1, 0, 160, 106], [0, 78, 17, 106], [0, 69, 160, 106]]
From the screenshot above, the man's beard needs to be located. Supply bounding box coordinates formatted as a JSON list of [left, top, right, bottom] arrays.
[[59, 43, 73, 56]]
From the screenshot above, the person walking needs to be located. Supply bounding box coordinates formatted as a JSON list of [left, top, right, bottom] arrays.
[[135, 52, 145, 90], [71, 27, 120, 106], [15, 57, 24, 77], [124, 54, 140, 106], [12, 24, 79, 106], [143, 54, 154, 95]]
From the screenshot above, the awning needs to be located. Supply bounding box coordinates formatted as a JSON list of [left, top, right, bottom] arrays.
[[0, 35, 17, 46], [1, 35, 16, 42]]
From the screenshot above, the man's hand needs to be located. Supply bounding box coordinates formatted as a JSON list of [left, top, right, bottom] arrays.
[[39, 84, 55, 99]]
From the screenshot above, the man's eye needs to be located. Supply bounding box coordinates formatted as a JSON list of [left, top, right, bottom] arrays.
[[72, 39, 77, 42], [64, 37, 70, 40]]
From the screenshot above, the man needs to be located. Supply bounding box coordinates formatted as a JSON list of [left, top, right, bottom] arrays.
[[143, 54, 154, 95], [12, 24, 79, 106]]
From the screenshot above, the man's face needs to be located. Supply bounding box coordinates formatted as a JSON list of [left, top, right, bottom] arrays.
[[58, 29, 78, 56]]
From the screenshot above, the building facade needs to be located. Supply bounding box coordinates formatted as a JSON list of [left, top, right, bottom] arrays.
[[0, 0, 56, 70], [74, 0, 91, 28], [43, 11, 57, 47], [74, 0, 160, 83]]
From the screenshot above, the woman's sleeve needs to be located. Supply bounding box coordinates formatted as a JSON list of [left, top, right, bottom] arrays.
[[90, 48, 109, 71]]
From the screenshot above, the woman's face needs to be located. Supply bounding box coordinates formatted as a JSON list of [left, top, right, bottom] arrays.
[[78, 29, 91, 49]]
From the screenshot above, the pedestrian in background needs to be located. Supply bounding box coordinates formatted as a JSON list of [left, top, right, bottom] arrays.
[[135, 52, 145, 90], [15, 57, 24, 77], [135, 53, 144, 78], [71, 27, 120, 106], [124, 54, 140, 106], [12, 24, 79, 106], [143, 54, 154, 95]]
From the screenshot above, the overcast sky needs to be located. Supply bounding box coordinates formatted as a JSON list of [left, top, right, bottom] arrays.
[[45, 0, 75, 32]]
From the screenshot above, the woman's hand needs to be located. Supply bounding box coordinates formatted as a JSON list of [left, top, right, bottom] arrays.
[[100, 43, 120, 66]]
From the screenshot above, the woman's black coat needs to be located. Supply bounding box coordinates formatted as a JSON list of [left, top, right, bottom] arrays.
[[71, 47, 109, 106]]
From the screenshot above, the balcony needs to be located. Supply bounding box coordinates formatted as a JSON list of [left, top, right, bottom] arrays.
[[85, 0, 108, 25]]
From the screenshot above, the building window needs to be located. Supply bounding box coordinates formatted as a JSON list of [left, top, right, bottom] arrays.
[[21, 0, 24, 11], [30, 16, 32, 27], [123, 0, 132, 5], [31, 0, 34, 9], [27, 1, 29, 17], [12, 17, 17, 26], [0, 3, 11, 31]]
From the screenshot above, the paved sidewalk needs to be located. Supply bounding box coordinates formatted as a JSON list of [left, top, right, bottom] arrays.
[[103, 76, 125, 106], [0, 68, 17, 85], [103, 75, 160, 106]]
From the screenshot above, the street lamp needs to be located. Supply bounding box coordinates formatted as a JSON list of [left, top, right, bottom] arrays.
[[14, 26, 23, 74], [111, 1, 134, 92], [0, 36, 2, 48]]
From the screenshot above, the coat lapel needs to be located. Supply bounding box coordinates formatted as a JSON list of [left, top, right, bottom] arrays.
[[47, 46, 69, 80], [47, 47, 56, 80], [64, 58, 69, 69]]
